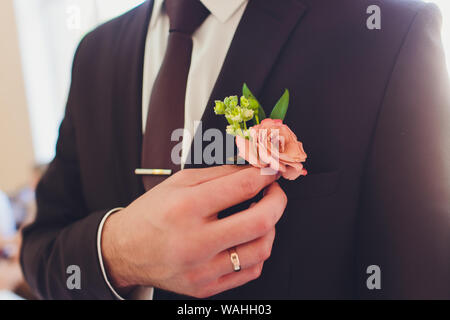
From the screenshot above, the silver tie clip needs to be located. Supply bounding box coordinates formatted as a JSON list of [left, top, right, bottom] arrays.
[[135, 169, 172, 176]]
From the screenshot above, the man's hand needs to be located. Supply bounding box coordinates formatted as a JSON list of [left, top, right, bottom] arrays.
[[101, 165, 287, 298]]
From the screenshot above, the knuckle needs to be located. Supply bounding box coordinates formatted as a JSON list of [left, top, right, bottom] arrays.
[[263, 218, 273, 234], [239, 178, 260, 199], [252, 208, 282, 235], [270, 201, 285, 225], [270, 227, 276, 241], [280, 189, 288, 207], [254, 215, 273, 234], [258, 239, 273, 262], [181, 196, 198, 214], [251, 264, 263, 280], [169, 192, 196, 217], [166, 191, 186, 212], [265, 234, 275, 257]]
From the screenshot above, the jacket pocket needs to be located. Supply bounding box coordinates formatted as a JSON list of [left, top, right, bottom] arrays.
[[282, 170, 341, 199]]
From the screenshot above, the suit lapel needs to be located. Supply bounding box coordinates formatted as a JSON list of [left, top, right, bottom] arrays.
[[185, 0, 308, 169], [110, 0, 153, 203]]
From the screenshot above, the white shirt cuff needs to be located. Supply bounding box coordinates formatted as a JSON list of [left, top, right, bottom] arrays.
[[97, 208, 154, 300]]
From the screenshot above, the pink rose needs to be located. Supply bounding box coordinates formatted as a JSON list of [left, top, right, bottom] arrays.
[[235, 119, 307, 180]]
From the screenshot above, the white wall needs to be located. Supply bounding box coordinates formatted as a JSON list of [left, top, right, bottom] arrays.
[[14, 0, 145, 164]]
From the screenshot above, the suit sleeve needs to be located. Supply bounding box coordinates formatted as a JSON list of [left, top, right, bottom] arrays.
[[20, 38, 117, 300], [356, 3, 450, 299]]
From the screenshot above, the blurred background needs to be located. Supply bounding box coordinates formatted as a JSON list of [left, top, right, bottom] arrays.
[[0, 0, 145, 300], [0, 0, 448, 300]]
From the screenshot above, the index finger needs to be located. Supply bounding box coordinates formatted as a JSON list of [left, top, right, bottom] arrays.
[[172, 165, 247, 186], [194, 167, 279, 217]]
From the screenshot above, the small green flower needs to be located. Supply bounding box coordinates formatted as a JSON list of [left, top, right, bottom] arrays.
[[225, 111, 243, 123], [226, 123, 242, 136], [240, 96, 249, 108], [216, 90, 259, 139], [224, 97, 231, 108], [224, 102, 246, 123], [214, 100, 226, 115], [240, 107, 254, 122], [226, 125, 236, 135], [228, 96, 238, 108]]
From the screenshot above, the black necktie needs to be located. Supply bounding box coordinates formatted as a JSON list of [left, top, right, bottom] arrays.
[[141, 0, 210, 191]]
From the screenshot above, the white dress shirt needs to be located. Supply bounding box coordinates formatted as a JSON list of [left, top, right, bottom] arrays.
[[97, 0, 248, 300]]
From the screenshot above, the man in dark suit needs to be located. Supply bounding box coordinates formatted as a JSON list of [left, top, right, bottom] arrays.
[[21, 0, 450, 299]]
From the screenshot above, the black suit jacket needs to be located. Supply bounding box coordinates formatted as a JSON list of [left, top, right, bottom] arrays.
[[21, 0, 450, 299]]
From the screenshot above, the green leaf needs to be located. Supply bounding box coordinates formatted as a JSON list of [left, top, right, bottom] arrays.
[[242, 83, 253, 99], [242, 83, 266, 125], [256, 105, 266, 123], [270, 89, 289, 121]]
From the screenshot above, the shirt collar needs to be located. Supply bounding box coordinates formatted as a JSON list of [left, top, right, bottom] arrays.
[[200, 0, 248, 23], [151, 0, 247, 26], [150, 0, 165, 29]]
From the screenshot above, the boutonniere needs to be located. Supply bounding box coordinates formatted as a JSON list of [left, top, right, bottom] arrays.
[[214, 84, 307, 180]]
